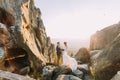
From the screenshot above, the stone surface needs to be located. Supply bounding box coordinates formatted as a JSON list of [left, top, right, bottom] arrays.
[[41, 65, 94, 80], [89, 22, 120, 80], [52, 65, 72, 80], [73, 69, 83, 79], [42, 65, 56, 80], [0, 70, 34, 80], [75, 47, 90, 64], [0, 47, 5, 59], [90, 50, 101, 58], [77, 64, 89, 72], [90, 22, 120, 50], [56, 74, 82, 80], [92, 33, 120, 80], [41, 65, 72, 80], [77, 64, 93, 80], [111, 71, 120, 80], [42, 65, 56, 76], [0, 0, 55, 79], [84, 74, 93, 80], [90, 50, 103, 64]]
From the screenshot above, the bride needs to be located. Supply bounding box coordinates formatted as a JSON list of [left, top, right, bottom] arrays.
[[62, 42, 77, 71]]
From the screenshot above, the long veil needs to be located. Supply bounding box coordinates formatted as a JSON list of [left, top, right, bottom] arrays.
[[62, 46, 77, 71]]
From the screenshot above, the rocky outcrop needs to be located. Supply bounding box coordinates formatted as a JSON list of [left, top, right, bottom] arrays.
[[0, 70, 34, 80], [41, 65, 72, 80], [42, 65, 56, 80], [72, 70, 83, 79], [56, 75, 82, 80], [111, 71, 120, 80], [90, 50, 103, 64], [89, 22, 120, 80], [42, 64, 93, 80], [90, 22, 120, 50], [75, 47, 90, 64], [90, 24, 120, 80], [0, 0, 55, 79]]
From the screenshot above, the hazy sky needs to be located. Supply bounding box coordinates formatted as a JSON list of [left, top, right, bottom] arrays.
[[35, 0, 120, 39]]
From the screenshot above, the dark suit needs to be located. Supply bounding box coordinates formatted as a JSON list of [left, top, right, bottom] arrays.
[[56, 45, 62, 65]]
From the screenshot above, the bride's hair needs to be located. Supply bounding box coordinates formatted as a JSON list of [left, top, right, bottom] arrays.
[[64, 42, 67, 47]]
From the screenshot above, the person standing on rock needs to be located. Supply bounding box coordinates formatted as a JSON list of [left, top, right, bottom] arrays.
[[62, 42, 78, 71], [56, 42, 62, 65]]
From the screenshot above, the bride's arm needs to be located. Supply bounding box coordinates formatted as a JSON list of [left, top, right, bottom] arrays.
[[61, 49, 64, 51]]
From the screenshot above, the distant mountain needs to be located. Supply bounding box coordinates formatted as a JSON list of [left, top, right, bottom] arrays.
[[51, 38, 90, 54]]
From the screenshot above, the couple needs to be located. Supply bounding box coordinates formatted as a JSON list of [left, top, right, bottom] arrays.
[[56, 42, 77, 71]]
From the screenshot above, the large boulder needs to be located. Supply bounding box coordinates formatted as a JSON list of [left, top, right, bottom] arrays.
[[111, 71, 120, 80], [0, 70, 34, 80], [90, 50, 102, 58], [92, 34, 120, 80], [52, 65, 72, 80], [0, 0, 55, 78], [84, 74, 93, 80], [90, 50, 103, 64], [77, 64, 93, 80], [41, 65, 72, 80], [42, 65, 56, 80], [90, 22, 120, 50], [89, 22, 120, 80], [72, 69, 83, 79], [75, 47, 90, 64], [77, 64, 89, 74]]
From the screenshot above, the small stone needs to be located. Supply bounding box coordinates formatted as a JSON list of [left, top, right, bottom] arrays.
[[73, 70, 83, 79], [56, 75, 82, 80], [77, 64, 89, 71], [0, 47, 5, 59]]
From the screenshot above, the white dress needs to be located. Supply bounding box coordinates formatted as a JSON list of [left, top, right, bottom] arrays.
[[62, 46, 77, 71]]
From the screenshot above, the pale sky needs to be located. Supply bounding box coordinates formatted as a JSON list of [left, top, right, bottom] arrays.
[[35, 0, 120, 39]]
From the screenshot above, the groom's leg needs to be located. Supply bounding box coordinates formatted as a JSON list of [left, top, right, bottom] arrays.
[[57, 55, 59, 65], [58, 55, 60, 65]]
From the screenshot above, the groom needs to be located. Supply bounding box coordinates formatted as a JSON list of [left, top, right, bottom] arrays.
[[56, 42, 62, 65]]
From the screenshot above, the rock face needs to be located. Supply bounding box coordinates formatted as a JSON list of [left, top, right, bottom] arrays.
[[56, 75, 82, 80], [90, 22, 120, 80], [42, 65, 56, 80], [75, 47, 90, 64], [90, 23, 120, 50], [42, 65, 93, 80], [41, 65, 72, 80], [93, 34, 120, 80], [72, 69, 83, 79], [111, 71, 120, 80], [0, 70, 34, 80], [0, 0, 55, 78]]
